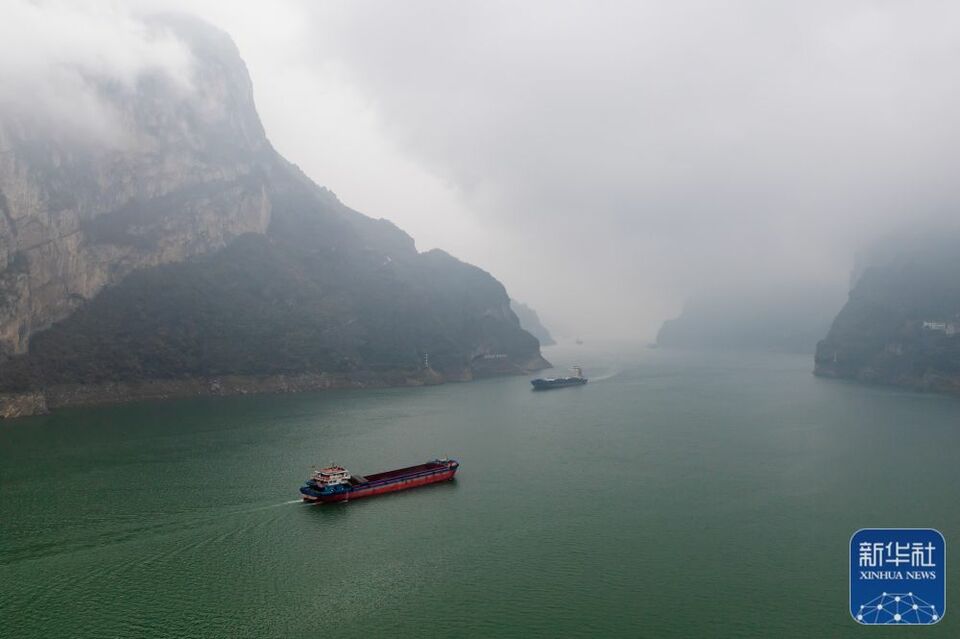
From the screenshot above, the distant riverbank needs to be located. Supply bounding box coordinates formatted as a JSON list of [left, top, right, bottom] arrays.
[[0, 353, 551, 419]]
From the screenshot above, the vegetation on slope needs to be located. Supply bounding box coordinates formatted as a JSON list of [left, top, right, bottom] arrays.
[[0, 164, 544, 392], [815, 232, 960, 388]]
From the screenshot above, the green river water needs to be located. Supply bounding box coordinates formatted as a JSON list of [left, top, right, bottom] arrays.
[[2, 345, 958, 638]]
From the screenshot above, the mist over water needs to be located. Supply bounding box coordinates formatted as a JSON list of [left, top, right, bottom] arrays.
[[3, 4, 960, 636]]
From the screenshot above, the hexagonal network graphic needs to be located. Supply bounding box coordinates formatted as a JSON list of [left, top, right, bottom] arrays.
[[855, 592, 940, 625]]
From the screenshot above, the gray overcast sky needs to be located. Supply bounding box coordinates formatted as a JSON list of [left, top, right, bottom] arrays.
[[8, 1, 960, 339]]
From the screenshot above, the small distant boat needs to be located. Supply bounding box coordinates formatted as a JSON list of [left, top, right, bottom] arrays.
[[575, 338, 584, 345], [531, 365, 588, 390], [300, 458, 459, 504]]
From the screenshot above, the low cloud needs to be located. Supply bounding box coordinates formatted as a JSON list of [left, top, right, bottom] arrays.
[[7, 1, 960, 339], [0, 1, 194, 145], [275, 1, 960, 337]]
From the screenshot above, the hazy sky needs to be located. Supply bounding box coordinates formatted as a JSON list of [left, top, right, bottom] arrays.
[[8, 1, 960, 339]]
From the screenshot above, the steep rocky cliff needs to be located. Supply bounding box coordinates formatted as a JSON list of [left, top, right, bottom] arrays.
[[0, 16, 547, 417], [814, 231, 960, 392], [0, 15, 272, 356]]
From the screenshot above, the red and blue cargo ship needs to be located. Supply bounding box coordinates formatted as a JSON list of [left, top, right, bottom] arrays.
[[300, 458, 459, 504]]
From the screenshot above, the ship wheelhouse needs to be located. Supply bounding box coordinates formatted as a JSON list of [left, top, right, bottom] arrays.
[[312, 465, 352, 487]]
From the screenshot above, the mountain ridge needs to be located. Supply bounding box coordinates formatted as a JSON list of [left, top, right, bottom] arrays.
[[0, 15, 548, 418]]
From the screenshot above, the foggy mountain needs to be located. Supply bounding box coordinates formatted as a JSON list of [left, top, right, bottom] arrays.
[[510, 300, 555, 346], [173, 1, 960, 340], [2, 2, 960, 407], [815, 227, 960, 392], [0, 15, 547, 418], [6, 5, 960, 638], [656, 283, 844, 354]]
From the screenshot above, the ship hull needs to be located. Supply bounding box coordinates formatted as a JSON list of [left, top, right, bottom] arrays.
[[301, 461, 458, 504], [531, 379, 588, 390]]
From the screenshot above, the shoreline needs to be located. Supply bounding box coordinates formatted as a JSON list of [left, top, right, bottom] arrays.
[[0, 355, 551, 420], [814, 364, 960, 396]]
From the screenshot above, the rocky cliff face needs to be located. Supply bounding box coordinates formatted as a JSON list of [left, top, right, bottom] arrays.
[[0, 16, 547, 416], [0, 15, 271, 355], [814, 231, 960, 392]]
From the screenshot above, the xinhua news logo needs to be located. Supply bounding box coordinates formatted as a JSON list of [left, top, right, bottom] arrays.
[[850, 528, 945, 625]]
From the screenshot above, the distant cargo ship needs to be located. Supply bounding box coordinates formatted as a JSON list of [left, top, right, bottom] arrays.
[[300, 458, 459, 504], [531, 365, 588, 390]]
